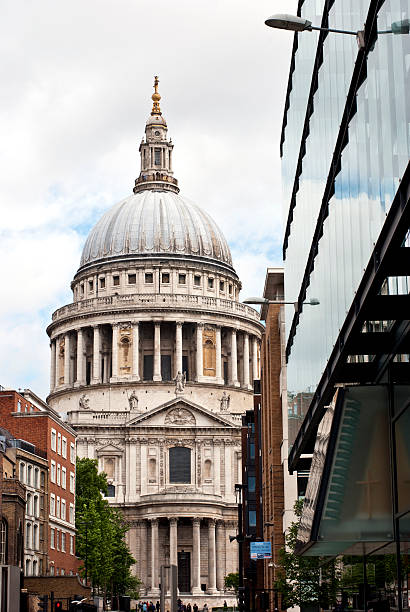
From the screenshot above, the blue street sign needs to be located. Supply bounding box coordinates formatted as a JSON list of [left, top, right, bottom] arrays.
[[250, 541, 272, 559]]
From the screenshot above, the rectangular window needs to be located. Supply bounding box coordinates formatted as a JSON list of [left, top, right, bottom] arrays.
[[178, 273, 186, 284], [154, 148, 161, 165], [161, 272, 170, 284], [34, 468, 39, 488], [99, 277, 106, 289], [27, 465, 32, 486], [70, 535, 74, 554], [208, 277, 214, 289], [56, 530, 59, 551], [61, 500, 66, 521], [57, 464, 61, 486], [19, 463, 25, 483], [51, 460, 56, 483], [57, 432, 61, 455], [40, 471, 45, 488], [194, 275, 201, 286], [248, 510, 257, 527], [229, 284, 232, 294], [70, 472, 75, 493], [33, 496, 38, 517], [113, 275, 120, 286], [51, 429, 56, 452], [61, 532, 66, 552], [62, 467, 66, 489], [248, 476, 256, 493], [219, 281, 225, 292], [50, 528, 55, 549], [88, 280, 93, 292], [50, 494, 55, 516], [56, 496, 60, 518], [70, 442, 75, 464], [62, 437, 67, 458], [80, 284, 84, 296], [145, 272, 153, 283], [249, 443, 255, 460], [40, 524, 44, 541], [128, 273, 136, 284], [40, 495, 44, 510], [69, 503, 74, 524]]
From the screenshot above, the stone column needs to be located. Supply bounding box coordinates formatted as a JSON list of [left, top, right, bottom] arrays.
[[128, 442, 137, 501], [207, 518, 217, 593], [111, 324, 119, 380], [216, 521, 225, 591], [230, 329, 239, 387], [169, 518, 178, 567], [215, 326, 223, 383], [243, 333, 251, 389], [150, 519, 160, 594], [75, 329, 84, 387], [132, 323, 140, 381], [64, 333, 71, 386], [92, 325, 101, 384], [55, 336, 60, 388], [252, 336, 259, 381], [214, 443, 221, 496], [195, 323, 203, 381], [140, 520, 148, 594], [153, 323, 162, 381], [192, 518, 201, 595], [50, 340, 56, 392], [175, 322, 183, 377]]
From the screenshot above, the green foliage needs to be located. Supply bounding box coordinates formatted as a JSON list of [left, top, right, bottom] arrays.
[[224, 572, 239, 592], [75, 458, 140, 598], [273, 500, 340, 608]]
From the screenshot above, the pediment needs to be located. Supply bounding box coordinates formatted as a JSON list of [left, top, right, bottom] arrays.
[[95, 442, 123, 453], [126, 397, 238, 429]]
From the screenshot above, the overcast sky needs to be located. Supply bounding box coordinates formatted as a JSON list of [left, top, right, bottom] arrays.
[[0, 0, 295, 399]]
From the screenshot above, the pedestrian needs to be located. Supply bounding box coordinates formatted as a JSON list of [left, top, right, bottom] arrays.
[[223, 601, 228, 610], [143, 603, 147, 612], [203, 604, 208, 612], [187, 604, 192, 612], [156, 602, 160, 612], [193, 604, 198, 612]]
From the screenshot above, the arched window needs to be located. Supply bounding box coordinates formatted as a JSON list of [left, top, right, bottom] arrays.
[[204, 459, 212, 479], [27, 465, 32, 486], [25, 522, 31, 549], [106, 484, 115, 497], [19, 462, 25, 483], [0, 519, 8, 564], [27, 493, 32, 516], [25, 559, 31, 576], [104, 457, 115, 479], [149, 458, 157, 482], [33, 524, 39, 550], [203, 336, 216, 376], [169, 447, 191, 483]]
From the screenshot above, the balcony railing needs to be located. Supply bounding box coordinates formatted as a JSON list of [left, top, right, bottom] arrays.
[[51, 293, 260, 323]]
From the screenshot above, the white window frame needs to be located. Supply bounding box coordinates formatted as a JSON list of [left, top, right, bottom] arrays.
[[62, 437, 67, 459], [70, 442, 75, 464], [51, 429, 57, 452], [50, 494, 55, 517], [57, 432, 61, 455], [61, 531, 66, 553], [61, 466, 66, 489], [70, 534, 74, 555], [61, 499, 66, 521], [70, 471, 75, 493], [69, 503, 74, 524], [51, 460, 56, 483], [57, 464, 61, 486], [56, 496, 60, 519]]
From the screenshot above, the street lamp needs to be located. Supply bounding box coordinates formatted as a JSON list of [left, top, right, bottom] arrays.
[[265, 13, 410, 48], [243, 296, 319, 312]]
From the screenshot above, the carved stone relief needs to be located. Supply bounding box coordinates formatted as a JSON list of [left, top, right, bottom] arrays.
[[164, 407, 195, 425]]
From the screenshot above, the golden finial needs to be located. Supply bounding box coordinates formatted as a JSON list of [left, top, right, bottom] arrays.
[[151, 75, 161, 115]]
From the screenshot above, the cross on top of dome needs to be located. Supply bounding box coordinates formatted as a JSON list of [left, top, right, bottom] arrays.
[[151, 76, 161, 115]]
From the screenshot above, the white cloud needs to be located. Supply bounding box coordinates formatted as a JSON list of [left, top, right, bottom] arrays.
[[0, 0, 296, 398]]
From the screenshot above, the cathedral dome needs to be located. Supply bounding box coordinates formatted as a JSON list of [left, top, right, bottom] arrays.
[[79, 189, 233, 271]]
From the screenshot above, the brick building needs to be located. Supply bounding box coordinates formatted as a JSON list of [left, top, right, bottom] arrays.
[[259, 268, 298, 611], [0, 439, 25, 568], [0, 389, 78, 577]]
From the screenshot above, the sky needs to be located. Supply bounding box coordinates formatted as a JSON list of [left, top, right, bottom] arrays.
[[0, 0, 295, 399]]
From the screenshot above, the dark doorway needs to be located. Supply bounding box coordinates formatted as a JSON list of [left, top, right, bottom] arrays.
[[86, 361, 91, 385], [223, 361, 228, 384], [144, 355, 153, 380], [177, 551, 190, 593], [182, 355, 189, 381], [161, 355, 172, 381]]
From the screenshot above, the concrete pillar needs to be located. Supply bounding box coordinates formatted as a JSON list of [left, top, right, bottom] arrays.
[[175, 322, 183, 377], [92, 325, 101, 384], [132, 322, 140, 381], [252, 336, 259, 381], [151, 518, 160, 593], [215, 326, 223, 383], [192, 518, 201, 594], [64, 333, 71, 386], [169, 518, 178, 567], [243, 333, 251, 389], [230, 330, 239, 387], [207, 518, 217, 593], [50, 340, 56, 392], [111, 324, 119, 380], [216, 521, 225, 591], [196, 323, 203, 381], [74, 329, 84, 387], [153, 323, 162, 381]]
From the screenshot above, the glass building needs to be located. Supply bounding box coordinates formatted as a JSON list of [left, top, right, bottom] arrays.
[[280, 0, 410, 608]]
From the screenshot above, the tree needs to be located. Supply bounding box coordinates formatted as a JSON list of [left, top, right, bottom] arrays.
[[274, 500, 341, 609], [75, 458, 141, 603], [224, 572, 239, 593]]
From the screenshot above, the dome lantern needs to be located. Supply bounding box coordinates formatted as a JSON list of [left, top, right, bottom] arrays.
[[134, 76, 179, 194]]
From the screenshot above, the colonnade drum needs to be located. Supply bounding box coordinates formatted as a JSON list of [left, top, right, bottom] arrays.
[[46, 79, 264, 604]]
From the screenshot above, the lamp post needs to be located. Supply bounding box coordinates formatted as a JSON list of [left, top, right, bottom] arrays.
[[243, 296, 319, 313], [264, 13, 410, 48]]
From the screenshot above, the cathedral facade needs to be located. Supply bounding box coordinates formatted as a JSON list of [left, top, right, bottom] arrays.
[[46, 78, 263, 605]]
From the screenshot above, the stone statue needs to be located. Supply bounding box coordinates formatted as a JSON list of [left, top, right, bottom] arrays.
[[174, 370, 186, 393], [220, 391, 230, 412], [79, 394, 89, 410], [128, 390, 138, 410]]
